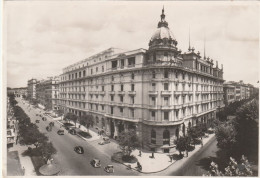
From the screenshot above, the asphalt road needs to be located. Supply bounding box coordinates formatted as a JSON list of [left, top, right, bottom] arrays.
[[151, 135, 218, 176], [17, 98, 139, 176]]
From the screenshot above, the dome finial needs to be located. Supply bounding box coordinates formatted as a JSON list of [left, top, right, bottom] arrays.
[[161, 6, 165, 21]]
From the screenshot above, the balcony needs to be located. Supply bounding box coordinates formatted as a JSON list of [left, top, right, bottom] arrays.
[[128, 91, 136, 96], [143, 119, 184, 126], [161, 91, 172, 96], [161, 105, 171, 110], [118, 91, 126, 95], [148, 91, 158, 95], [108, 91, 115, 95], [195, 91, 201, 95], [182, 91, 191, 95], [99, 91, 105, 95], [174, 91, 182, 95]]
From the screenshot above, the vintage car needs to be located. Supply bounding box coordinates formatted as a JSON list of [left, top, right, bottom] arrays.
[[57, 129, 64, 135], [98, 137, 110, 145], [42, 117, 47, 121], [74, 146, 84, 154], [104, 165, 114, 173], [90, 159, 101, 168], [69, 129, 76, 135], [35, 119, 40, 123]]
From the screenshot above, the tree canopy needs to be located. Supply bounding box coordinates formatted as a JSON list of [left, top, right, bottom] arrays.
[[118, 129, 140, 156]]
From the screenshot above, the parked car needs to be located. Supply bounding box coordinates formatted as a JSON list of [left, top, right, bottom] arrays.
[[57, 129, 64, 135], [90, 159, 101, 168], [36, 120, 40, 123], [104, 165, 114, 173], [42, 117, 47, 121], [98, 137, 110, 145], [49, 122, 54, 127], [69, 129, 76, 135], [74, 146, 84, 154]]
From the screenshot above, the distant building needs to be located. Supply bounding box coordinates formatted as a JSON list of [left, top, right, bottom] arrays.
[[7, 97, 16, 147], [58, 8, 225, 153], [223, 82, 236, 105], [36, 77, 60, 110], [27, 79, 37, 99]]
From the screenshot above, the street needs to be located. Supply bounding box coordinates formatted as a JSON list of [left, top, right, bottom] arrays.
[[17, 98, 139, 176], [152, 135, 218, 176]]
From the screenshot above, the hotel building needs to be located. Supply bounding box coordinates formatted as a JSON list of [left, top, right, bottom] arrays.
[[59, 9, 224, 153]]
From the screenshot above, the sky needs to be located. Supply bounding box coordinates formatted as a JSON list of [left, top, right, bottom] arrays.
[[4, 1, 259, 88]]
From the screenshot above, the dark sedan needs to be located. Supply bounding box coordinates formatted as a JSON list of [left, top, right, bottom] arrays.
[[74, 146, 84, 154]]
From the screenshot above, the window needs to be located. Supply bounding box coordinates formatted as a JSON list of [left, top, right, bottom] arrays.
[[102, 86, 104, 91], [111, 95, 114, 101], [131, 73, 135, 80], [79, 72, 81, 78], [102, 105, 104, 110], [164, 52, 168, 57], [96, 67, 98, 72], [175, 72, 178, 79], [111, 85, 114, 91], [111, 107, 114, 114], [182, 84, 185, 91], [111, 76, 114, 81], [96, 104, 98, 111], [151, 97, 156, 105], [96, 95, 98, 99], [130, 109, 135, 117], [102, 66, 104, 72], [131, 84, 135, 91], [112, 60, 117, 69], [152, 71, 156, 78], [182, 108, 186, 116], [182, 73, 185, 80], [176, 110, 179, 119], [75, 73, 77, 78], [128, 57, 135, 67], [151, 129, 156, 144], [120, 107, 123, 113], [151, 111, 155, 117], [91, 69, 93, 74], [152, 83, 156, 91], [96, 117, 99, 123], [164, 97, 169, 106], [120, 96, 123, 102], [163, 130, 170, 145], [131, 96, 135, 104], [175, 83, 178, 91], [164, 111, 169, 120], [121, 59, 124, 68], [164, 70, 168, 78], [164, 83, 169, 91], [182, 96, 185, 104], [121, 84, 124, 91]]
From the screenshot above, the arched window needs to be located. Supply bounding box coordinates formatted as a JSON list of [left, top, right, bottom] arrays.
[[151, 129, 156, 144], [163, 130, 170, 145], [188, 121, 191, 128]]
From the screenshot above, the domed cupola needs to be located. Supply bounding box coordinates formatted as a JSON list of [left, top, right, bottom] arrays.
[[148, 7, 178, 51]]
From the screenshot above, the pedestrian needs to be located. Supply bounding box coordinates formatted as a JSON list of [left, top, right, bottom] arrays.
[[139, 150, 142, 157], [152, 152, 154, 158], [22, 167, 25, 175]]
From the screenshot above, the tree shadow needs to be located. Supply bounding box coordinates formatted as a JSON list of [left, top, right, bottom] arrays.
[[196, 149, 229, 172]]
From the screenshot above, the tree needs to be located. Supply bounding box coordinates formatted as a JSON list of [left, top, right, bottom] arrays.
[[80, 114, 94, 132], [206, 155, 253, 176], [19, 125, 48, 148], [56, 109, 64, 119], [118, 129, 140, 156], [215, 121, 237, 153], [70, 114, 78, 128], [64, 112, 74, 123], [174, 136, 190, 156], [38, 141, 57, 163]]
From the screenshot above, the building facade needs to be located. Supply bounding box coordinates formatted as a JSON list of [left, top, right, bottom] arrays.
[[27, 79, 37, 100], [59, 9, 224, 153], [36, 77, 60, 110], [223, 82, 236, 105]]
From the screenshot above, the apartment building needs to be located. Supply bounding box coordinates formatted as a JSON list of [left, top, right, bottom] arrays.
[[223, 82, 236, 105], [36, 77, 60, 110], [59, 8, 224, 153], [27, 79, 37, 100]]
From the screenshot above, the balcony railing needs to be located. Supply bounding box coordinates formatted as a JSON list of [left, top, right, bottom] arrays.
[[118, 91, 126, 95], [161, 91, 172, 96], [128, 91, 136, 95], [148, 91, 158, 95]]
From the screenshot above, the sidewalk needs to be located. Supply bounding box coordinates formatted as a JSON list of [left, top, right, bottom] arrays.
[[9, 144, 36, 176], [116, 133, 215, 173]]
